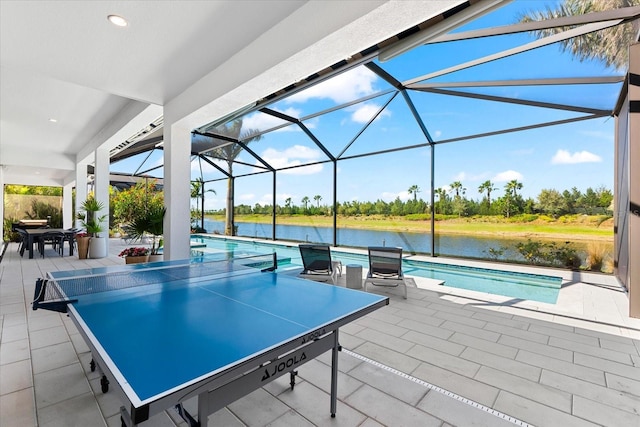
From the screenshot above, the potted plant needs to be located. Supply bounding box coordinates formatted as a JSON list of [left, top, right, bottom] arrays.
[[118, 247, 150, 264], [126, 204, 165, 261], [77, 196, 108, 259], [75, 232, 90, 259]]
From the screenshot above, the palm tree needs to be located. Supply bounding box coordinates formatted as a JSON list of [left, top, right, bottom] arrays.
[[518, 0, 640, 70], [408, 185, 420, 201], [503, 180, 523, 218], [190, 180, 202, 205], [434, 187, 448, 214], [314, 194, 322, 208], [449, 181, 465, 198], [478, 180, 498, 207], [190, 179, 202, 229], [301, 196, 310, 210], [506, 179, 523, 198], [198, 119, 261, 235], [191, 177, 216, 230]]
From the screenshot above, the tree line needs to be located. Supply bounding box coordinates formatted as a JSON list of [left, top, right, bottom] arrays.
[[209, 180, 613, 218]]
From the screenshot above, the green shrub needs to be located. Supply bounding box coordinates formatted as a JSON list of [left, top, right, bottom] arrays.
[[405, 214, 430, 221], [551, 242, 581, 269], [518, 214, 538, 223], [3, 217, 20, 242], [484, 246, 506, 260], [514, 239, 580, 268], [26, 201, 62, 227]]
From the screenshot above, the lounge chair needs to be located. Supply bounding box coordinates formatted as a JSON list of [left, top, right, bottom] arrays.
[[298, 244, 342, 285], [364, 246, 407, 299]]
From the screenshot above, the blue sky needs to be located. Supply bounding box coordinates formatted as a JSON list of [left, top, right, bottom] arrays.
[[112, 1, 619, 211]]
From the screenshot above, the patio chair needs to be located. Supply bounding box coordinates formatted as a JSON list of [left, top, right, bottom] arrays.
[[38, 231, 65, 258], [298, 244, 341, 285], [0, 241, 8, 263], [16, 228, 28, 257], [64, 228, 80, 254], [364, 246, 407, 299]]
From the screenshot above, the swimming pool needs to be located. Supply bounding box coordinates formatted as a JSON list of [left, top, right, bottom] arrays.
[[190, 236, 562, 304]]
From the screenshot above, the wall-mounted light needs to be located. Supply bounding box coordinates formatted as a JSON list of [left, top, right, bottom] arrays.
[[378, 0, 512, 62], [107, 14, 128, 27], [48, 118, 57, 123]]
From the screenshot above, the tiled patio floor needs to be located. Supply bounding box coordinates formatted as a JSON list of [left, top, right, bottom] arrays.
[[1, 239, 639, 426]]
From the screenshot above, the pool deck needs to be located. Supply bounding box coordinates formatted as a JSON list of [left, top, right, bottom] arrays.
[[1, 238, 639, 426]]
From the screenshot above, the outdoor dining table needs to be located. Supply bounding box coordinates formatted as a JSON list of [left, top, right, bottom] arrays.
[[23, 228, 76, 259]]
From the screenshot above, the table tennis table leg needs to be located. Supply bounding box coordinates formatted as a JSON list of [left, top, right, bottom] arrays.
[[330, 330, 339, 418]]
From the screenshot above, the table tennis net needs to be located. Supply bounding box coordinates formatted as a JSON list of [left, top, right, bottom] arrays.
[[32, 252, 277, 312]]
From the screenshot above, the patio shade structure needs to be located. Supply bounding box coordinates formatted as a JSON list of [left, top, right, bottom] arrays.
[[111, 5, 637, 248]]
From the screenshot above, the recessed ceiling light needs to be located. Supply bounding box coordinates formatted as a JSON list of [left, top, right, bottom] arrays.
[[107, 14, 128, 27], [48, 118, 58, 123]]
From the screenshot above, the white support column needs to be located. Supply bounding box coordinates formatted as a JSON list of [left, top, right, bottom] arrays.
[[95, 146, 110, 252], [0, 165, 4, 242], [75, 162, 88, 229], [164, 122, 192, 260], [62, 183, 73, 229]]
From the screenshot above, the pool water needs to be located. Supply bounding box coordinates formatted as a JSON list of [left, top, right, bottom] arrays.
[[190, 236, 562, 304]]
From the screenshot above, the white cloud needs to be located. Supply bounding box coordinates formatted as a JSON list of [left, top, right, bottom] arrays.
[[260, 145, 324, 175], [551, 149, 602, 164], [377, 190, 412, 202], [397, 190, 411, 202], [492, 170, 523, 182], [287, 67, 378, 104], [453, 172, 466, 181], [349, 103, 391, 124], [238, 193, 255, 201]]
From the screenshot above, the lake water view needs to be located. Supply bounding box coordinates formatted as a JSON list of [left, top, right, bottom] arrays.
[[202, 219, 601, 263]]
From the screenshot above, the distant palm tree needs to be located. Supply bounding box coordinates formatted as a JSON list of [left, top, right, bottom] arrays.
[[314, 194, 322, 208], [408, 185, 420, 201], [191, 177, 216, 230], [506, 179, 523, 197], [518, 0, 640, 70], [301, 196, 310, 210], [449, 181, 466, 198], [478, 180, 498, 207], [434, 187, 448, 214]]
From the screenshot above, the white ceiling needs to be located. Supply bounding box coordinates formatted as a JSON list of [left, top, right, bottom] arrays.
[[0, 0, 462, 187]]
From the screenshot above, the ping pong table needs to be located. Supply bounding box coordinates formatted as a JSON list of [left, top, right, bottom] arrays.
[[33, 254, 388, 426]]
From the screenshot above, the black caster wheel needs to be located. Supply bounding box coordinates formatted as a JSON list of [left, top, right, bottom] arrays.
[[100, 375, 109, 393], [90, 359, 96, 372]]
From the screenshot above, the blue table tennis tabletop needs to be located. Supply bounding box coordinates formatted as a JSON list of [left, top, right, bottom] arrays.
[[47, 259, 388, 426]]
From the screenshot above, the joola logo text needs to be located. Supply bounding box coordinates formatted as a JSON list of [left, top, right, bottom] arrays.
[[302, 328, 326, 343], [262, 353, 307, 381]]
